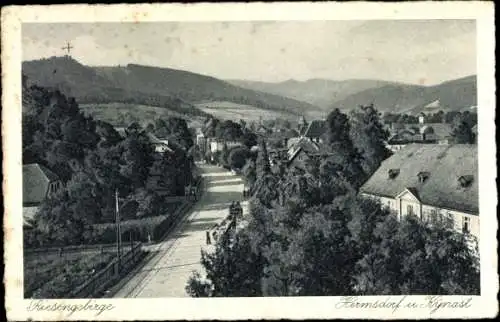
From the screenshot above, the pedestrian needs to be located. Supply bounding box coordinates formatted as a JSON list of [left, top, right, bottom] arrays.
[[206, 230, 211, 245]]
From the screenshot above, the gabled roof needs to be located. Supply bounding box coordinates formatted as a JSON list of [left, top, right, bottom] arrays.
[[146, 132, 167, 145], [301, 120, 327, 138], [287, 137, 320, 161], [360, 144, 478, 215], [23, 164, 60, 205], [115, 127, 127, 138]]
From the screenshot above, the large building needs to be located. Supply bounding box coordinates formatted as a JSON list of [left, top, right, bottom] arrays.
[[360, 144, 479, 241], [23, 163, 63, 227]]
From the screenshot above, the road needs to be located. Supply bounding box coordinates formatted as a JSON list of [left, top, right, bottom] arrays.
[[113, 164, 246, 298]]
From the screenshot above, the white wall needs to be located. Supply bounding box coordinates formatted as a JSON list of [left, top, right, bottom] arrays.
[[361, 192, 479, 241]]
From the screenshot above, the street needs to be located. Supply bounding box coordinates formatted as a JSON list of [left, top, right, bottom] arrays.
[[113, 164, 247, 298]]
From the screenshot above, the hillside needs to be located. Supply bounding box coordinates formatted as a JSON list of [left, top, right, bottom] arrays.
[[332, 75, 477, 114], [194, 100, 299, 122], [227, 78, 399, 110], [22, 57, 322, 120]]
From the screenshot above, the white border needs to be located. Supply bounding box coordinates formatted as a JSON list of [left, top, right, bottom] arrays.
[[2, 2, 497, 320]]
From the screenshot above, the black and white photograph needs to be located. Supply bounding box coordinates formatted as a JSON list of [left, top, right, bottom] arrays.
[[2, 2, 497, 321]]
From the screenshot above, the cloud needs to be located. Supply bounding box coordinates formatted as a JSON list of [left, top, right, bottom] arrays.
[[22, 20, 476, 84]]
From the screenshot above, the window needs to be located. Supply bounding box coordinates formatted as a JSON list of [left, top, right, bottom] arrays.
[[388, 169, 400, 179], [458, 175, 474, 188], [461, 217, 469, 232], [430, 209, 438, 223], [418, 171, 430, 183], [407, 204, 414, 216], [446, 212, 455, 228]]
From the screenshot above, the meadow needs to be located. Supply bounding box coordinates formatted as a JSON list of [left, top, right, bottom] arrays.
[[195, 100, 298, 121], [24, 252, 116, 298], [80, 103, 204, 128]]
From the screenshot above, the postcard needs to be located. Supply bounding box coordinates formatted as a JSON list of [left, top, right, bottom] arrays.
[[2, 2, 497, 320]]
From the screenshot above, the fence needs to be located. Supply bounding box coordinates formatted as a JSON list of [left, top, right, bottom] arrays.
[[67, 242, 144, 298], [24, 242, 141, 257]]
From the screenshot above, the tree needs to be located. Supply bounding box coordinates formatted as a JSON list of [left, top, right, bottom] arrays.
[[450, 115, 475, 144], [216, 120, 244, 141], [228, 146, 250, 170], [256, 140, 271, 177], [186, 230, 265, 297], [120, 131, 155, 190], [242, 131, 258, 148], [324, 108, 365, 189], [33, 171, 101, 246], [242, 159, 257, 190], [352, 214, 480, 295], [219, 143, 229, 167], [349, 104, 392, 177], [154, 117, 193, 149]]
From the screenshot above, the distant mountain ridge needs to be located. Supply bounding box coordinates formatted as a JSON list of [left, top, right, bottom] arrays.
[[22, 57, 322, 120], [228, 75, 477, 114], [332, 75, 477, 114], [227, 78, 402, 109]]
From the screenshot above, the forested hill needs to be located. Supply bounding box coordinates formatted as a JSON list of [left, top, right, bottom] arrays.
[[22, 57, 208, 119], [22, 57, 322, 117], [332, 75, 477, 114]]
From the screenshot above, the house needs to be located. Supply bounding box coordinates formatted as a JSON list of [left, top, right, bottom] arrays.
[[146, 132, 174, 154], [300, 120, 327, 144], [360, 144, 479, 241], [386, 123, 453, 151], [23, 164, 63, 227], [286, 137, 331, 172], [207, 137, 242, 153]]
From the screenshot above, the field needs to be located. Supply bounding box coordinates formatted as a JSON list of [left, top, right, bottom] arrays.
[[195, 100, 299, 121], [24, 251, 116, 298], [80, 103, 204, 128]]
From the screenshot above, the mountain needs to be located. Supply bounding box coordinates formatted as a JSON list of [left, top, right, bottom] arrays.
[[227, 78, 399, 109], [228, 76, 477, 115], [332, 75, 477, 114], [22, 57, 322, 120]]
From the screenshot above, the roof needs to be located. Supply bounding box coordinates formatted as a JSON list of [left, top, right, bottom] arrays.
[[287, 137, 302, 149], [301, 120, 326, 138], [424, 99, 440, 109], [146, 132, 167, 145], [23, 206, 39, 227], [360, 144, 478, 214], [23, 164, 60, 205], [389, 123, 452, 142], [287, 137, 320, 161], [115, 127, 127, 138]]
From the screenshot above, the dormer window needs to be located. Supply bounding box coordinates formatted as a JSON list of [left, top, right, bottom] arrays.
[[388, 169, 400, 179], [418, 171, 430, 183], [458, 175, 474, 188]]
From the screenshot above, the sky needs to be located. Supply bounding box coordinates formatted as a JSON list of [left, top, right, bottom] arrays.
[[22, 20, 476, 85]]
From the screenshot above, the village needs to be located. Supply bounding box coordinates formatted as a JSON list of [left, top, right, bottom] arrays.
[[19, 18, 481, 299]]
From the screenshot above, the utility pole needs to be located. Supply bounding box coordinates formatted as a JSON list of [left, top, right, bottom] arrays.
[[115, 189, 122, 272]]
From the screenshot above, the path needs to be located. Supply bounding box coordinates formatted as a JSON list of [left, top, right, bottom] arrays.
[[113, 164, 246, 298]]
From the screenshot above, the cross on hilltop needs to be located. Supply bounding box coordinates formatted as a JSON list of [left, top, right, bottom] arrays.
[[62, 41, 73, 57]]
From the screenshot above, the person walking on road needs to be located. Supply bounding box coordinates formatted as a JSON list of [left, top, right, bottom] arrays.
[[206, 230, 211, 245]]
